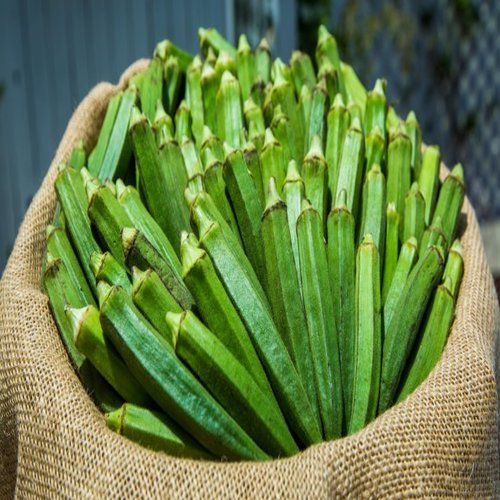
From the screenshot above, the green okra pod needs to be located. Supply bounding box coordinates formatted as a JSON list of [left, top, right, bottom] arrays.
[[283, 160, 305, 279], [200, 125, 225, 163], [215, 50, 237, 82], [327, 190, 356, 424], [317, 59, 339, 103], [316, 25, 345, 100], [100, 284, 267, 461], [364, 79, 387, 144], [186, 56, 205, 145], [180, 136, 204, 193], [325, 93, 350, 203], [167, 311, 298, 457], [358, 164, 386, 254], [98, 87, 136, 181], [382, 203, 400, 301], [365, 126, 385, 175], [198, 27, 237, 58], [201, 61, 218, 133], [122, 227, 192, 309], [350, 234, 381, 433], [255, 38, 271, 84], [386, 125, 412, 222], [236, 34, 255, 101], [340, 62, 367, 114], [223, 146, 265, 281], [403, 182, 426, 244], [45, 225, 95, 306], [115, 180, 181, 276], [69, 140, 86, 170], [261, 179, 319, 419], [302, 135, 328, 222], [216, 71, 244, 149], [383, 237, 418, 331], [290, 50, 316, 94], [244, 97, 265, 147], [418, 145, 441, 225], [334, 117, 365, 219], [306, 78, 328, 149], [131, 267, 181, 345], [54, 165, 100, 292], [90, 251, 131, 293], [68, 305, 151, 406], [152, 101, 175, 145], [260, 128, 286, 196], [379, 245, 445, 413], [297, 199, 343, 439], [193, 210, 322, 446], [405, 111, 422, 179], [130, 108, 190, 253], [299, 85, 313, 137], [443, 239, 464, 299], [397, 277, 455, 402], [140, 58, 164, 123], [175, 100, 192, 142], [88, 92, 122, 176], [347, 98, 363, 126], [154, 39, 193, 71], [386, 105, 400, 132], [180, 234, 270, 394], [244, 142, 265, 208], [164, 56, 183, 115], [271, 58, 292, 84], [106, 403, 211, 459], [270, 105, 294, 165], [432, 163, 465, 247], [251, 79, 266, 110], [419, 216, 446, 255]]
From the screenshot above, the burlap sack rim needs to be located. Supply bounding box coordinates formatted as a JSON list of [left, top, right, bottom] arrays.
[[0, 59, 498, 497]]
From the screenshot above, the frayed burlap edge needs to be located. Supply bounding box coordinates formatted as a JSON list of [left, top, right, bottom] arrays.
[[0, 59, 498, 498]]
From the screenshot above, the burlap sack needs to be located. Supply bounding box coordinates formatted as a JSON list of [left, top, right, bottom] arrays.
[[0, 59, 499, 498]]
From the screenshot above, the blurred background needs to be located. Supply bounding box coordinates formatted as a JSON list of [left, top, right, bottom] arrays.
[[0, 0, 499, 288]]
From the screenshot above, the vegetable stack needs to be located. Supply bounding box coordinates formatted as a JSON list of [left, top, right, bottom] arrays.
[[44, 26, 465, 461]]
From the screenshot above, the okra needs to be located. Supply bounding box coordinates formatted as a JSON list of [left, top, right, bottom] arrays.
[[325, 93, 350, 203], [327, 190, 356, 424], [299, 85, 313, 136], [54, 165, 100, 292], [383, 237, 418, 330], [283, 160, 305, 278], [100, 285, 267, 460], [106, 403, 211, 459], [443, 239, 464, 299], [350, 234, 381, 432], [405, 111, 422, 179], [419, 216, 446, 255], [154, 39, 193, 71], [215, 50, 237, 82], [340, 62, 367, 114], [260, 128, 286, 196], [244, 142, 265, 208], [397, 277, 455, 402], [261, 179, 319, 418], [348, 98, 363, 127], [198, 27, 236, 59], [334, 117, 365, 219], [68, 305, 151, 406], [167, 311, 297, 457], [69, 140, 86, 170], [403, 182, 425, 244], [180, 234, 270, 395], [364, 79, 387, 143], [223, 146, 265, 281], [130, 107, 190, 252], [271, 58, 292, 85], [386, 125, 411, 221], [386, 105, 400, 131], [46, 225, 95, 306], [90, 251, 131, 293], [255, 38, 271, 84], [180, 137, 204, 193], [358, 164, 386, 254], [186, 56, 204, 145], [200, 125, 225, 163], [88, 92, 122, 176], [382, 203, 400, 301], [194, 212, 322, 446], [140, 58, 164, 123], [98, 87, 136, 181], [302, 135, 328, 222], [244, 97, 265, 145], [418, 146, 441, 225], [216, 71, 244, 149], [251, 78, 266, 109], [290, 50, 316, 94], [365, 126, 385, 175], [164, 56, 183, 115], [201, 61, 218, 133], [432, 163, 465, 247], [306, 78, 328, 149], [297, 200, 342, 439], [131, 267, 181, 344], [317, 58, 339, 103], [152, 101, 175, 145], [122, 227, 192, 309], [316, 25, 345, 100], [175, 100, 192, 142], [379, 245, 444, 412], [271, 105, 294, 165], [236, 34, 255, 101]]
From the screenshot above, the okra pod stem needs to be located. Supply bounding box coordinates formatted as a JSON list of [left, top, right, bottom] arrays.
[[255, 38, 271, 84], [69, 140, 86, 170], [340, 62, 367, 114], [364, 79, 387, 144], [418, 146, 441, 225], [290, 50, 316, 94], [403, 182, 426, 244], [270, 105, 294, 165], [260, 128, 286, 196], [316, 25, 345, 100], [244, 97, 265, 144], [90, 251, 131, 293], [365, 126, 385, 175], [302, 136, 328, 222], [175, 100, 192, 142], [154, 39, 193, 71], [405, 111, 422, 179], [198, 27, 236, 58], [419, 216, 446, 255], [236, 34, 255, 101], [200, 125, 225, 163], [317, 59, 339, 103], [180, 137, 204, 194], [443, 239, 464, 299]]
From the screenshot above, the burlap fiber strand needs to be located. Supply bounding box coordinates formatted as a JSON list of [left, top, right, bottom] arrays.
[[0, 60, 498, 499]]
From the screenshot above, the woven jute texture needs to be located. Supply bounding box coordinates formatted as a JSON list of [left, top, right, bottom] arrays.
[[0, 60, 499, 499]]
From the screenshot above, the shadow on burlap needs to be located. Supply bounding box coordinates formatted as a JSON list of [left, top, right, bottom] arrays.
[[0, 60, 498, 498]]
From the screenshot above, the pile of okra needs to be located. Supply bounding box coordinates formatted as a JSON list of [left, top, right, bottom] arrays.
[[44, 26, 465, 461]]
